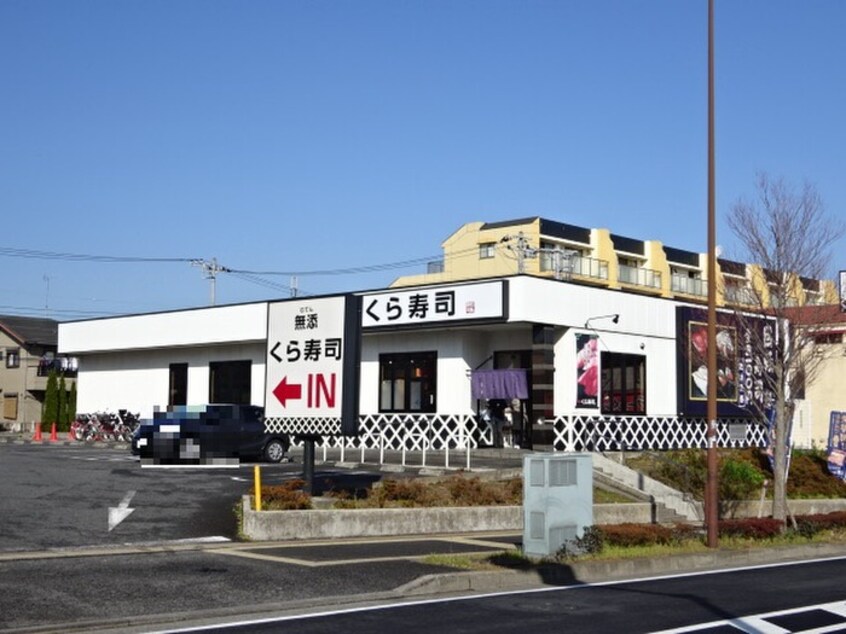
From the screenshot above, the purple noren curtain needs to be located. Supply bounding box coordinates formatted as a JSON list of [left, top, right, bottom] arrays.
[[471, 369, 529, 400]]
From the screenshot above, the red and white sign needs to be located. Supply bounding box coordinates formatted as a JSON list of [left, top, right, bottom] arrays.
[[265, 297, 349, 419]]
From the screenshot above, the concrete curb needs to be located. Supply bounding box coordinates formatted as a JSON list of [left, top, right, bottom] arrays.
[[241, 495, 655, 541], [399, 542, 846, 595], [0, 433, 129, 449]]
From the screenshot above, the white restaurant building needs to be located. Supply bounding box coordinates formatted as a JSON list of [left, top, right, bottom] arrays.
[[58, 275, 770, 454]]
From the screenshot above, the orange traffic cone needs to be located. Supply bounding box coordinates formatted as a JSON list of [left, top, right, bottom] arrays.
[[49, 423, 59, 442], [33, 423, 43, 441]]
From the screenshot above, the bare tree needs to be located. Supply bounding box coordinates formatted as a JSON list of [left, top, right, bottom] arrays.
[[727, 173, 844, 521]]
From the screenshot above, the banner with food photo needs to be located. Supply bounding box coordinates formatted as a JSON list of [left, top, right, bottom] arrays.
[[676, 306, 777, 417], [575, 333, 599, 409], [827, 411, 846, 482]]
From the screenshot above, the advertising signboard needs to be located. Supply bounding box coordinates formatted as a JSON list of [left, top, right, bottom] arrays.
[[676, 306, 776, 417], [265, 295, 361, 436], [361, 280, 506, 329], [575, 333, 599, 409], [840, 270, 845, 313]]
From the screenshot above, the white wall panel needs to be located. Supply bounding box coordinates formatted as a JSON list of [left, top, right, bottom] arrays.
[[75, 343, 266, 418], [508, 276, 677, 337], [59, 303, 268, 353]]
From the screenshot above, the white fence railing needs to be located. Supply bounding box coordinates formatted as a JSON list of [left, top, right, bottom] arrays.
[[269, 413, 767, 466], [550, 415, 767, 452]]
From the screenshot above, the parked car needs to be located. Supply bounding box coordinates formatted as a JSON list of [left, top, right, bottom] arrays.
[[132, 404, 290, 465]]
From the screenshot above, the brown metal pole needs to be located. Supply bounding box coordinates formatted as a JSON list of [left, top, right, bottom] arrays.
[[705, 0, 720, 548]]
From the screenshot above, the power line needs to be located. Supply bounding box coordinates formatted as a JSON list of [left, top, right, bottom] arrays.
[[1, 244, 482, 313], [227, 254, 446, 277], [0, 247, 196, 263], [0, 303, 124, 318]]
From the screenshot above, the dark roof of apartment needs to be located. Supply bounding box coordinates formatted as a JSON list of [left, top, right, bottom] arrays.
[[0, 315, 59, 347], [538, 219, 591, 244], [609, 233, 645, 256], [664, 246, 700, 267], [480, 217, 540, 231]]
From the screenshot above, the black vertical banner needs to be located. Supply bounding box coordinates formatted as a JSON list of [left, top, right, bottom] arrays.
[[341, 295, 362, 436]]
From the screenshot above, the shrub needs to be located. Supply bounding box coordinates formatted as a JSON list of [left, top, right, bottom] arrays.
[[261, 479, 312, 510], [554, 525, 605, 559], [793, 511, 846, 538], [720, 457, 767, 516], [574, 525, 605, 554], [787, 451, 846, 498], [599, 523, 675, 547], [718, 517, 784, 540], [330, 476, 523, 509]]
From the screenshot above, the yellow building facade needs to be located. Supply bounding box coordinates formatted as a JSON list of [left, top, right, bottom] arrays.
[[392, 217, 838, 309]]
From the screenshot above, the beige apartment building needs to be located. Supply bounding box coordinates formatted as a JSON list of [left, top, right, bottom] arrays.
[[391, 217, 838, 308], [391, 217, 843, 448]]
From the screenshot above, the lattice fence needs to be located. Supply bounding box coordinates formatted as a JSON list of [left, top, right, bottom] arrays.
[[550, 415, 769, 452], [265, 413, 486, 450], [267, 413, 767, 457]]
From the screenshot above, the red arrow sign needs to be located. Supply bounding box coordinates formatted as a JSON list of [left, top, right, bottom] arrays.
[[272, 377, 302, 407]]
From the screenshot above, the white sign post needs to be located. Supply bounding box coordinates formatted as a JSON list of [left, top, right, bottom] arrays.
[[265, 295, 360, 435], [265, 295, 360, 493]]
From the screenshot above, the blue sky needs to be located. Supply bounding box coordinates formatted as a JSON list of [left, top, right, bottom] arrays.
[[1, 0, 844, 319]]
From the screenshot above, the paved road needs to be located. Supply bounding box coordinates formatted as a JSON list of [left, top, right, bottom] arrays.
[[147, 557, 846, 634], [0, 442, 390, 551], [2, 441, 846, 634]]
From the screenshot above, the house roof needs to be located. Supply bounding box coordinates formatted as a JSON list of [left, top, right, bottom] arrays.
[[783, 304, 846, 333], [0, 315, 59, 347]]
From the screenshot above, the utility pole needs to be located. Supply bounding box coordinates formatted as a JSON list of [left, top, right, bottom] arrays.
[[501, 232, 535, 274], [705, 0, 720, 548], [192, 258, 229, 306]]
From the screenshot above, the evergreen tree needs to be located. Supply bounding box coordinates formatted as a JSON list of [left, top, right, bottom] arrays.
[[69, 382, 78, 424], [58, 375, 68, 431], [43, 369, 58, 425]]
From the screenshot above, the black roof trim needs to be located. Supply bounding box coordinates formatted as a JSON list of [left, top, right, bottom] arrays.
[[800, 276, 820, 291], [718, 258, 746, 276], [610, 234, 645, 256], [539, 219, 591, 244], [664, 246, 700, 267], [480, 217, 540, 231]]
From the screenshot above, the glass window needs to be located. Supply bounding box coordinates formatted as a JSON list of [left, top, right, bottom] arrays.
[[600, 353, 646, 415], [209, 360, 251, 404], [379, 352, 436, 413], [169, 363, 188, 406], [5, 348, 20, 369], [479, 243, 496, 259]]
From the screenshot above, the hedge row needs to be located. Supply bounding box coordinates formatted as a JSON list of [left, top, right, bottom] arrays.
[[564, 511, 846, 556]]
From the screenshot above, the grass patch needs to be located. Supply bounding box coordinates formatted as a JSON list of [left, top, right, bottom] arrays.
[[421, 553, 504, 571], [426, 527, 846, 573]]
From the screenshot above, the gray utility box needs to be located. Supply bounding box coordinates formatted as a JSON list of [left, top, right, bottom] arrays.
[[522, 453, 593, 558]]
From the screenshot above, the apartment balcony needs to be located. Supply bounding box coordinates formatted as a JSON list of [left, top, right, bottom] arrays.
[[540, 253, 609, 282], [724, 285, 758, 306], [671, 274, 707, 297], [571, 256, 609, 281], [618, 264, 662, 290]]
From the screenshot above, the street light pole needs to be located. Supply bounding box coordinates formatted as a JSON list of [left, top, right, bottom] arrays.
[[705, 0, 720, 548]]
